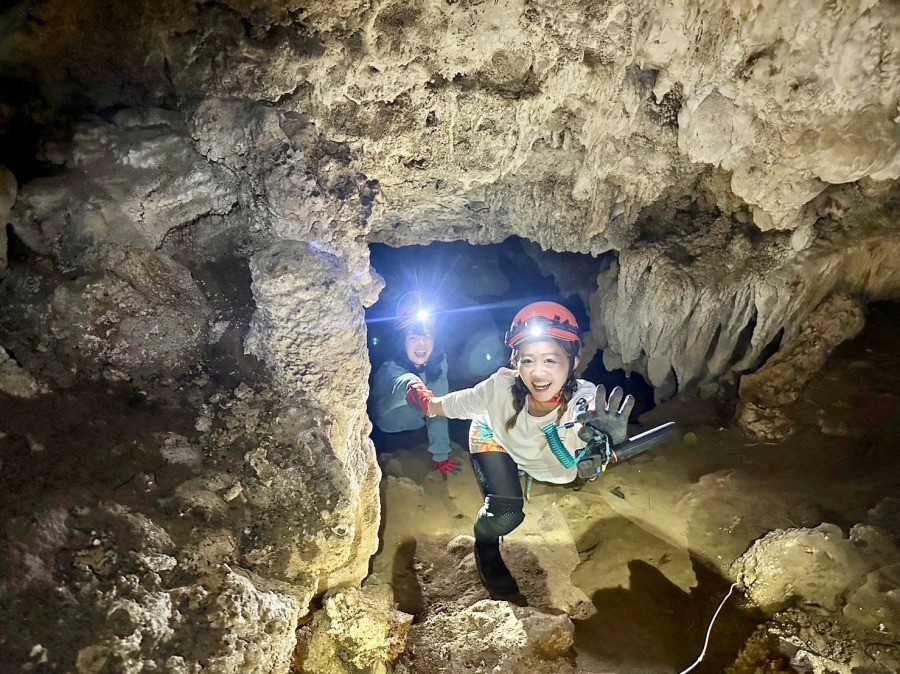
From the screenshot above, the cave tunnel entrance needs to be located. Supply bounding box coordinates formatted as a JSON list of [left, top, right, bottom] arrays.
[[364, 236, 655, 453]]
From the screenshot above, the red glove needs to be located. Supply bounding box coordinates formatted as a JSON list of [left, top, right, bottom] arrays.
[[433, 458, 463, 476], [405, 380, 434, 415]]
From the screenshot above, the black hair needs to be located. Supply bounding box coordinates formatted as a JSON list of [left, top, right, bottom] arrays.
[[391, 321, 445, 380], [505, 338, 580, 431]]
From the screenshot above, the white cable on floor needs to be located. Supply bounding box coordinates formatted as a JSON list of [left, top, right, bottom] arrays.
[[677, 582, 739, 674]]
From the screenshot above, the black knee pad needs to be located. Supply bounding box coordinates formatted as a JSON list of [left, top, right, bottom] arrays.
[[474, 494, 525, 541]]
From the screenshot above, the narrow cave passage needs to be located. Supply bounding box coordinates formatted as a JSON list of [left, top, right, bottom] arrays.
[[365, 237, 594, 388], [364, 236, 656, 453]]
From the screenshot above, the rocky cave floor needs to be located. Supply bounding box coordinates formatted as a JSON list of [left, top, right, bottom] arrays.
[[2, 302, 899, 673], [370, 302, 900, 673]]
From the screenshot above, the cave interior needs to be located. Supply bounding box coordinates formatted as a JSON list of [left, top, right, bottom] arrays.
[[1, 1, 900, 673]]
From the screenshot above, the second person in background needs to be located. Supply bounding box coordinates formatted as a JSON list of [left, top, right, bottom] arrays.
[[370, 291, 462, 476]]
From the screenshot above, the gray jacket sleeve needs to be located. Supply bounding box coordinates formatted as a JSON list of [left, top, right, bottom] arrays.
[[371, 357, 452, 462], [425, 356, 451, 462], [371, 361, 422, 432]]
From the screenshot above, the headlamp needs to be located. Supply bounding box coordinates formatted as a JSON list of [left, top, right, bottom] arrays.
[[396, 291, 436, 331], [505, 315, 581, 347]]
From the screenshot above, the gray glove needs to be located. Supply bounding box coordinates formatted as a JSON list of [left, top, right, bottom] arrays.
[[576, 385, 635, 447]]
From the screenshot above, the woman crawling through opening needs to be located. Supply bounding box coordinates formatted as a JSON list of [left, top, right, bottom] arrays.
[[404, 301, 635, 596]]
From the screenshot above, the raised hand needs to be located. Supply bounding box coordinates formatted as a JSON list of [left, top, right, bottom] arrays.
[[406, 380, 434, 415], [576, 385, 635, 446]]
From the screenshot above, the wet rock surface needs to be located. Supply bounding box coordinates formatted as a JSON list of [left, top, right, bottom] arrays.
[[733, 523, 900, 624], [398, 599, 575, 674], [298, 586, 412, 674]]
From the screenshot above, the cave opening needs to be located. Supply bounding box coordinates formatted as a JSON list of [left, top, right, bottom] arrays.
[[364, 236, 656, 453], [366, 288, 900, 671]]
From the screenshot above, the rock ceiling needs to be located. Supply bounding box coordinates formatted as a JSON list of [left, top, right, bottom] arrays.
[[2, 0, 899, 394]]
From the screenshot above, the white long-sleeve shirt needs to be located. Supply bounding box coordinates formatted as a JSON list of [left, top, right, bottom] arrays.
[[439, 369, 598, 483]]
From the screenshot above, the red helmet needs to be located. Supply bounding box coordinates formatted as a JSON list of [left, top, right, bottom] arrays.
[[505, 301, 581, 347], [506, 302, 581, 347]]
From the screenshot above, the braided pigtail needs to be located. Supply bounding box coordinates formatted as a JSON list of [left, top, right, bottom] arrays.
[[555, 374, 579, 424], [505, 374, 529, 431]]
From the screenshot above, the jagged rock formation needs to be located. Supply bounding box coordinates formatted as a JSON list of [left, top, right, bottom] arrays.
[[398, 599, 575, 674], [0, 345, 39, 397], [730, 523, 900, 672], [733, 523, 900, 630], [298, 586, 412, 674], [2, 502, 304, 673], [2, 0, 899, 394], [728, 607, 900, 674], [737, 293, 866, 440], [1, 0, 900, 671], [244, 240, 381, 588]]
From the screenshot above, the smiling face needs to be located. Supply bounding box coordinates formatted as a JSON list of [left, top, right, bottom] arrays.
[[514, 338, 578, 407], [404, 330, 435, 367]]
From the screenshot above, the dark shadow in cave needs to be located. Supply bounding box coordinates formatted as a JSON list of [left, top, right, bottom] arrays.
[[4, 221, 37, 269], [390, 538, 426, 616], [4, 223, 14, 266], [0, 76, 78, 183], [0, 226, 271, 523], [365, 237, 656, 452], [738, 300, 900, 530], [184, 254, 269, 390], [0, 382, 199, 515], [576, 556, 766, 674]]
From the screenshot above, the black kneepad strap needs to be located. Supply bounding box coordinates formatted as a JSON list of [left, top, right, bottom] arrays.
[[484, 494, 525, 517], [474, 494, 525, 541]]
